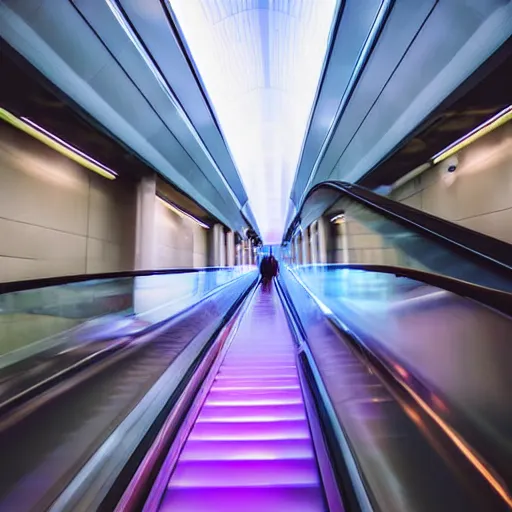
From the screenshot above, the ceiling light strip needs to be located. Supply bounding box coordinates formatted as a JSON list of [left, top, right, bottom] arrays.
[[105, 0, 243, 210], [432, 105, 512, 165], [157, 195, 210, 229], [330, 213, 345, 223], [0, 107, 116, 180], [21, 116, 118, 177], [299, 0, 394, 206]]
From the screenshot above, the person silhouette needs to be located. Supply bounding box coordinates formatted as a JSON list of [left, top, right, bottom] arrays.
[[260, 250, 279, 291]]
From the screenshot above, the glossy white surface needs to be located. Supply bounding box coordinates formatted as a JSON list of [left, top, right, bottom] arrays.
[[170, 0, 336, 243]]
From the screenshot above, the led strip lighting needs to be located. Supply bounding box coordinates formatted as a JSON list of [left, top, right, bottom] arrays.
[[330, 213, 345, 223], [0, 107, 117, 180], [432, 105, 512, 165], [157, 195, 210, 229]]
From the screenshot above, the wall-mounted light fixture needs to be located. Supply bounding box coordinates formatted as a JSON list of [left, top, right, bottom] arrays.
[[432, 105, 512, 165], [330, 213, 345, 223], [0, 107, 117, 180], [157, 194, 210, 229]]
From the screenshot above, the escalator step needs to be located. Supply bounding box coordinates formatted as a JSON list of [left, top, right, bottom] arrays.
[[179, 438, 315, 461], [197, 403, 306, 422], [169, 458, 320, 487], [189, 419, 310, 441], [158, 484, 324, 512]]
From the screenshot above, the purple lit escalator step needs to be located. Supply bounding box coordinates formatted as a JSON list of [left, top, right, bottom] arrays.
[[189, 419, 310, 441], [218, 365, 297, 373], [152, 288, 327, 512], [212, 377, 300, 390], [210, 383, 300, 392], [196, 403, 306, 422], [170, 458, 320, 487], [215, 368, 298, 379], [208, 387, 302, 398], [159, 484, 325, 512], [205, 388, 303, 406], [221, 358, 297, 367], [179, 438, 315, 461]]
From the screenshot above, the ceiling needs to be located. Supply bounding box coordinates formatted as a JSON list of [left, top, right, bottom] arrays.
[[167, 0, 338, 245], [0, 0, 258, 236], [1, 0, 511, 243], [288, 0, 512, 218]]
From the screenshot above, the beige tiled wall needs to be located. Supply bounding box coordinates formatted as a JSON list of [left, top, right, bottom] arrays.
[[390, 121, 512, 243], [154, 199, 208, 269], [0, 123, 136, 281], [333, 215, 404, 266]]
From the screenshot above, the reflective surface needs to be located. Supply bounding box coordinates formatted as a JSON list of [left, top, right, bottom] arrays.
[[0, 271, 256, 511], [0, 268, 252, 370], [289, 184, 512, 294], [290, 265, 512, 506], [0, 268, 256, 420], [338, 197, 512, 292], [280, 266, 511, 511]]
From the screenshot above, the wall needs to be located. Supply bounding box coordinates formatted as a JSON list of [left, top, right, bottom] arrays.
[[0, 123, 136, 281], [390, 121, 512, 243], [327, 201, 415, 267], [154, 199, 208, 269]]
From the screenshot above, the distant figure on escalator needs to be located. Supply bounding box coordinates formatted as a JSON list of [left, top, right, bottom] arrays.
[[260, 252, 279, 291]]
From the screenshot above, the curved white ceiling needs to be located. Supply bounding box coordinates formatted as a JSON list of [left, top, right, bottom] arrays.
[[169, 0, 337, 244]]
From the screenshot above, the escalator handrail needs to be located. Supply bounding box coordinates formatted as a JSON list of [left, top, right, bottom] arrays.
[[285, 181, 512, 274], [296, 262, 512, 316], [0, 266, 249, 295]]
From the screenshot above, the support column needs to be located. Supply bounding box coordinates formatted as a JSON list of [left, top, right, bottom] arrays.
[[209, 224, 224, 266], [241, 240, 247, 266], [226, 231, 235, 267], [334, 219, 349, 264], [248, 239, 253, 265], [219, 229, 226, 266], [301, 230, 309, 265], [310, 223, 318, 265], [135, 174, 156, 270], [235, 242, 241, 266], [317, 217, 328, 264]]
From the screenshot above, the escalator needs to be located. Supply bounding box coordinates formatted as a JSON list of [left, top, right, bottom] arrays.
[[142, 287, 339, 512], [122, 183, 512, 512], [287, 180, 512, 303], [276, 179, 512, 511], [0, 180, 510, 511], [0, 270, 256, 511], [119, 254, 512, 512]]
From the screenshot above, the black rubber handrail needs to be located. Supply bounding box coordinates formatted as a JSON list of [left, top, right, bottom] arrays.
[[0, 266, 242, 295], [285, 180, 512, 275]]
